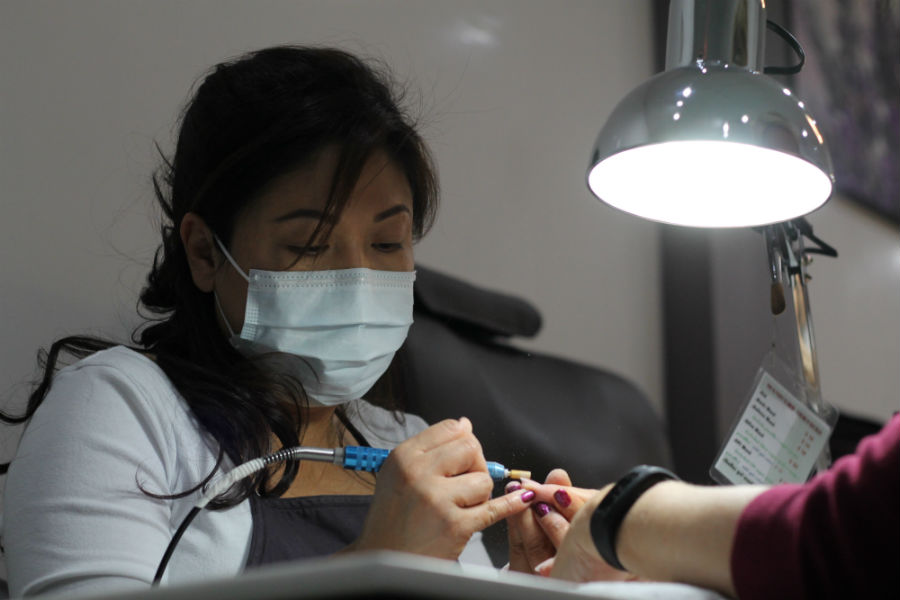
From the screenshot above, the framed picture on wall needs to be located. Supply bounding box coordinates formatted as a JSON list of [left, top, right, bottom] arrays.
[[788, 0, 900, 225]]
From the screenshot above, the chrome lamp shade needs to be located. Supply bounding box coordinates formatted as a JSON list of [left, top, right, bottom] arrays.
[[587, 0, 834, 228]]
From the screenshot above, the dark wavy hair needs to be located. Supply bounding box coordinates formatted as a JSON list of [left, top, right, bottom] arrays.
[[0, 46, 438, 508]]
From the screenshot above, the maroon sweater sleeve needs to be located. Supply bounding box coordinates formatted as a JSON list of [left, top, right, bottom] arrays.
[[731, 413, 900, 600]]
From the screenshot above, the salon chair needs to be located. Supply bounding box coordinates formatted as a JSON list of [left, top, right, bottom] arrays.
[[399, 266, 673, 566]]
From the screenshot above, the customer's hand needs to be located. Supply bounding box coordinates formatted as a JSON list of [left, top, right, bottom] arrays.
[[348, 417, 535, 559], [544, 485, 635, 582], [545, 479, 762, 596], [507, 469, 581, 573], [517, 480, 636, 582]]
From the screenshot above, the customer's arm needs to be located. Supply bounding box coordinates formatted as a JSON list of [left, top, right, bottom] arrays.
[[730, 413, 900, 599], [547, 480, 764, 597], [535, 414, 900, 599]]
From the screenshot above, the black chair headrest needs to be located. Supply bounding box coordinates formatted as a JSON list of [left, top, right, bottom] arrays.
[[413, 266, 542, 339]]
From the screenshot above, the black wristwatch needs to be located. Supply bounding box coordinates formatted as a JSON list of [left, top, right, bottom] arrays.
[[589, 465, 679, 571]]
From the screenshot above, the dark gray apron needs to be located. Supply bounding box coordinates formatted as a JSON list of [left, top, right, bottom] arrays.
[[245, 493, 372, 567], [245, 417, 375, 567]]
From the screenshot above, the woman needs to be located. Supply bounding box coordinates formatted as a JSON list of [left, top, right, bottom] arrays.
[[0, 46, 534, 597]]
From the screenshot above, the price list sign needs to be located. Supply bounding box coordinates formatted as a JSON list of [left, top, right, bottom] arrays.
[[713, 371, 831, 485]]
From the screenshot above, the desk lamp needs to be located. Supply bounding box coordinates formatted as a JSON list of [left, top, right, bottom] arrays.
[[587, 0, 837, 474]]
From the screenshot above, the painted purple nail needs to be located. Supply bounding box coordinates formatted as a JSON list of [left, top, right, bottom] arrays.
[[532, 502, 552, 518], [553, 489, 572, 508], [521, 490, 535, 502], [506, 482, 522, 493]]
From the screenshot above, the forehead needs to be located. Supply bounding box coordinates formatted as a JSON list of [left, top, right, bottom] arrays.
[[246, 147, 412, 222]]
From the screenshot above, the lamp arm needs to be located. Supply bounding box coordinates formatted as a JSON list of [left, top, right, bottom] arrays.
[[763, 225, 787, 315], [767, 219, 839, 473], [787, 243, 834, 474]]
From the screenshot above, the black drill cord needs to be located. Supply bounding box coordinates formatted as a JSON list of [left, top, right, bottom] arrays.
[[153, 506, 201, 585]]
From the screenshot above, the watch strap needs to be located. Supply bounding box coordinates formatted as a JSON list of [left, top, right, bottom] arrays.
[[589, 465, 679, 571]]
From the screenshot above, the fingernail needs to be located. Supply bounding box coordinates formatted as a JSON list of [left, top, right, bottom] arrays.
[[553, 489, 572, 508], [505, 482, 522, 493], [532, 502, 552, 518], [520, 490, 535, 502], [534, 557, 554, 576]]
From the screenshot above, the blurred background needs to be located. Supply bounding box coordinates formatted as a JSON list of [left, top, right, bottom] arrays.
[[1, 1, 897, 493]]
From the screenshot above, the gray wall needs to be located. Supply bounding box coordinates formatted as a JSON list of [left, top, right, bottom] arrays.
[[711, 196, 900, 440], [707, 0, 900, 440], [662, 194, 900, 482], [0, 1, 662, 460]]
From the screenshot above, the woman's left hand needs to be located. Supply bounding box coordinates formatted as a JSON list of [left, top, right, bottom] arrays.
[[545, 484, 634, 582], [509, 475, 639, 583], [506, 469, 595, 574]]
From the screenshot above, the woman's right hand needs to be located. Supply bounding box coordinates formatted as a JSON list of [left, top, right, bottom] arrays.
[[347, 417, 536, 559]]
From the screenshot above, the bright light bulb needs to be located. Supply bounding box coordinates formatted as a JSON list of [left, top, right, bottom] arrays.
[[587, 141, 833, 227]]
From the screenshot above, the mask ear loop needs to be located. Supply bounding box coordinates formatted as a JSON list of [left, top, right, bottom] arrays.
[[213, 292, 237, 338], [212, 235, 250, 339], [211, 235, 323, 388], [213, 235, 251, 283]]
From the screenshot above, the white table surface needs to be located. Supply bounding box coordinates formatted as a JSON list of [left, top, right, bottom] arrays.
[[46, 552, 728, 600]]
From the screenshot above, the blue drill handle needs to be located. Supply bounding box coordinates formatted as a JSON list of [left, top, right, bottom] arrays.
[[342, 446, 509, 481], [342, 446, 391, 472], [485, 461, 507, 481]]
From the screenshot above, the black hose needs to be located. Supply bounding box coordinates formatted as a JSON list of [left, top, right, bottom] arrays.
[[152, 506, 201, 585]]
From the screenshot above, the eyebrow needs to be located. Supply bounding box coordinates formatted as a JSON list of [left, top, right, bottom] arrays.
[[273, 204, 411, 223], [374, 204, 411, 222], [273, 208, 328, 223]]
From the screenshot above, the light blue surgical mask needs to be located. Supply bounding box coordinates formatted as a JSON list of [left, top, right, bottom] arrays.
[[213, 237, 415, 406]]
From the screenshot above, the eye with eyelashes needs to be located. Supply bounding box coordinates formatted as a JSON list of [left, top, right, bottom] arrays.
[[286, 242, 406, 258], [287, 245, 328, 258], [371, 242, 405, 252]]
